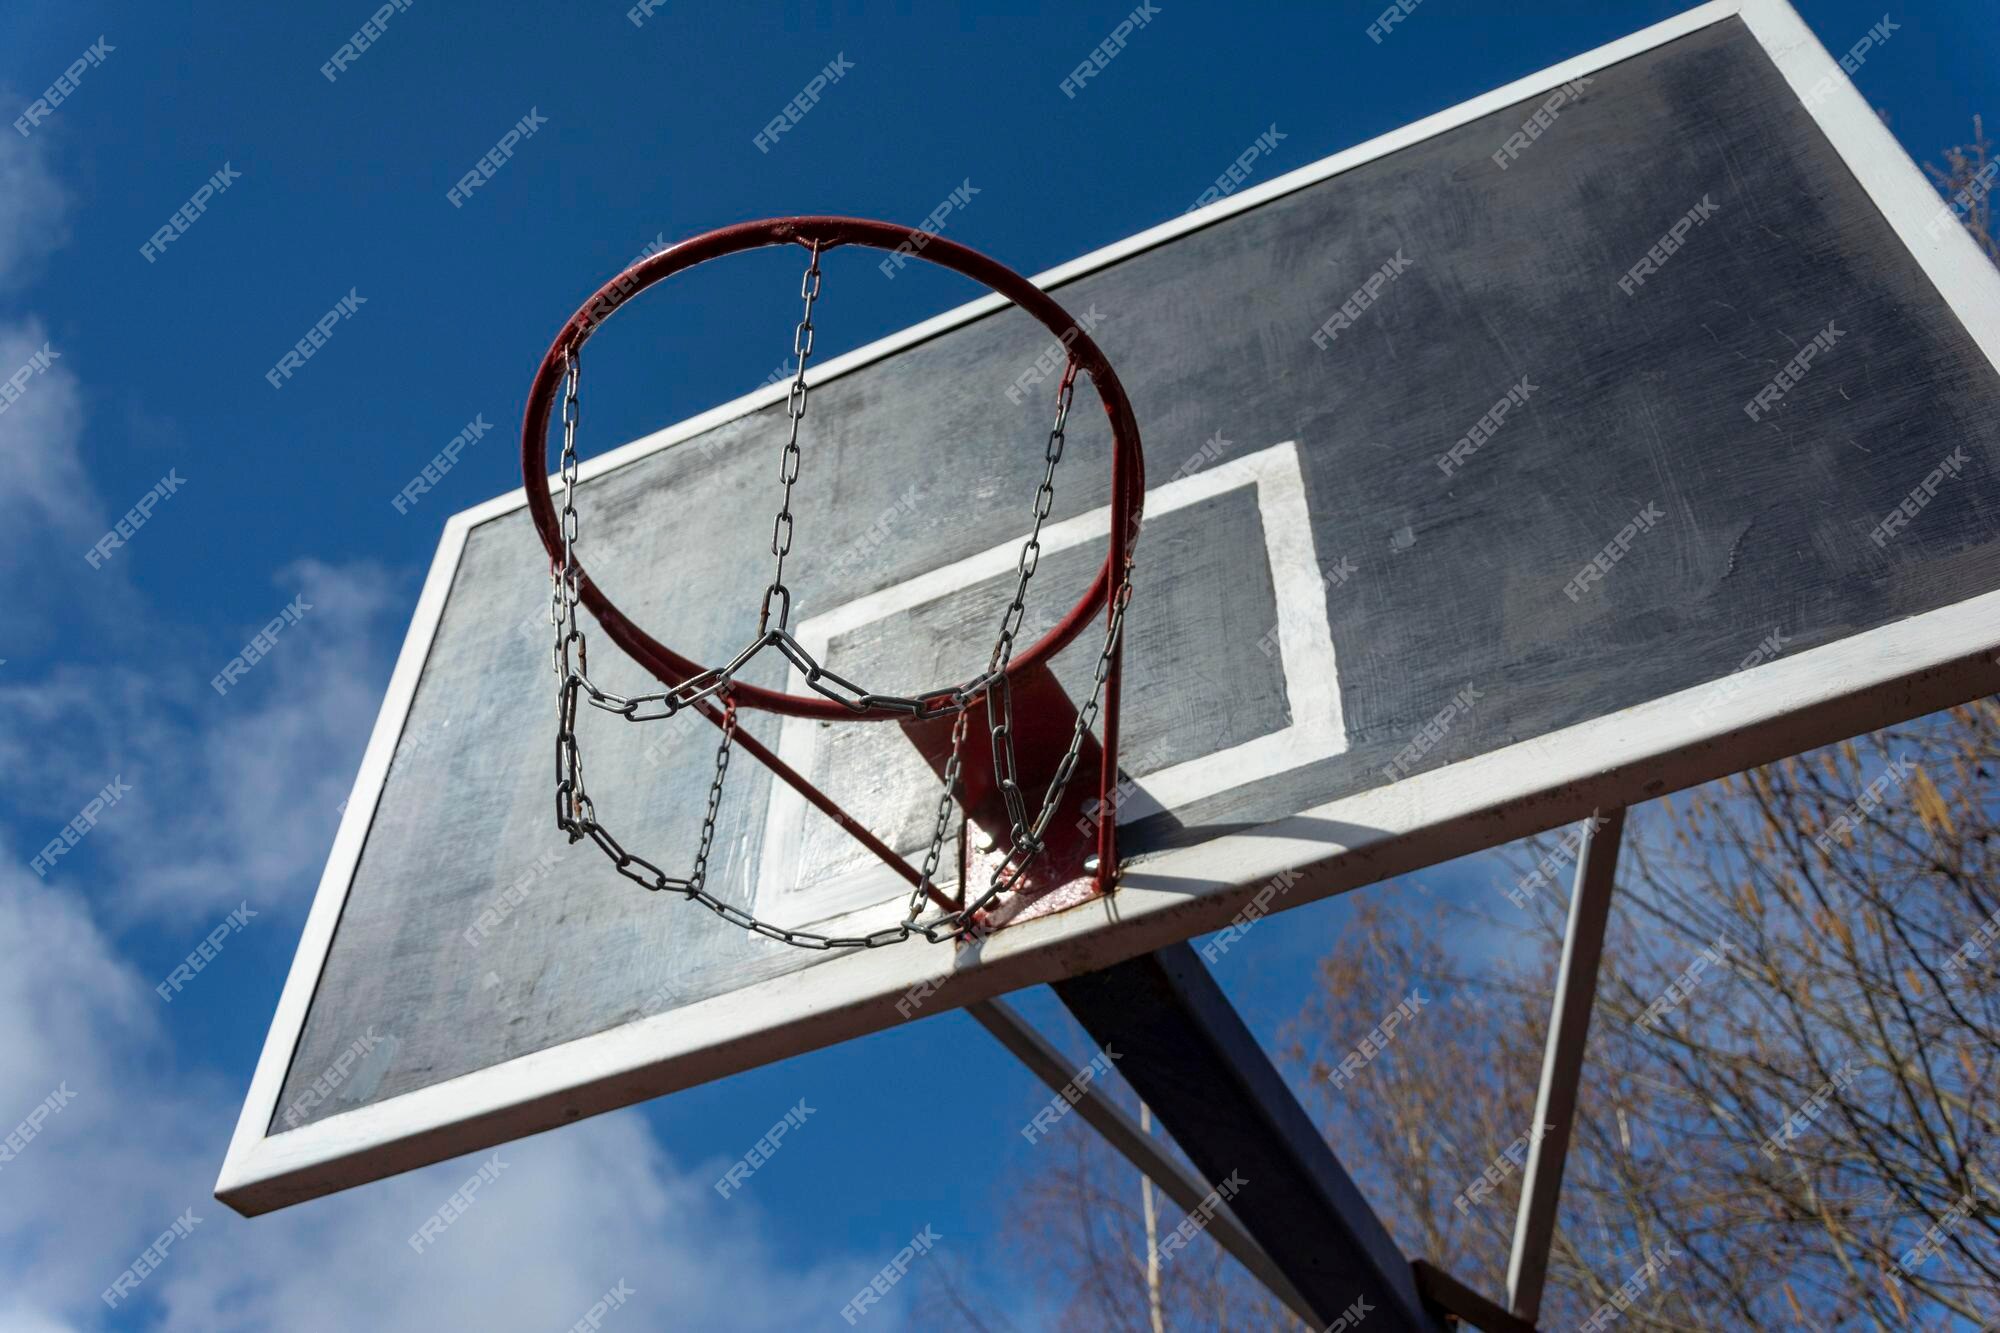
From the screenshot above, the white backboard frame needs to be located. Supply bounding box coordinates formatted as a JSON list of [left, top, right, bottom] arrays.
[[219, 0, 2000, 1216]]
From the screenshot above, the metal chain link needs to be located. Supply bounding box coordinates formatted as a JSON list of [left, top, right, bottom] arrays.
[[550, 342, 739, 901], [552, 345, 589, 831], [905, 707, 971, 925], [689, 698, 737, 886], [910, 557, 1132, 941], [760, 239, 822, 635], [548, 242, 1132, 949], [552, 345, 582, 672], [894, 362, 1085, 932], [984, 363, 1077, 847]]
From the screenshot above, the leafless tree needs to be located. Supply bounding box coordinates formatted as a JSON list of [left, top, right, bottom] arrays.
[[1926, 116, 1997, 267], [1285, 703, 2000, 1331]]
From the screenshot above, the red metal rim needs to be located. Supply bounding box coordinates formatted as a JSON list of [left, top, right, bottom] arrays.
[[521, 215, 1146, 721]]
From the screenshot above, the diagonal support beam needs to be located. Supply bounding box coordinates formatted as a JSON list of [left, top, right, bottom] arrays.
[[1412, 1260, 1538, 1333], [1506, 807, 1627, 1324], [1052, 942, 1445, 1331], [968, 999, 1319, 1327]]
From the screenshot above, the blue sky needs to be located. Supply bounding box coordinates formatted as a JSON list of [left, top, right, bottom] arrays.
[[2, 2, 1991, 1329]]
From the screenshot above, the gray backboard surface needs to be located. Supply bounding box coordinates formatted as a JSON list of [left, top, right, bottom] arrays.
[[247, 12, 1999, 1172]]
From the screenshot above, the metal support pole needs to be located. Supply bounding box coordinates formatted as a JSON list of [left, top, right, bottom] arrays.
[[1052, 943, 1446, 1331], [967, 999, 1319, 1327], [1505, 807, 1627, 1324]]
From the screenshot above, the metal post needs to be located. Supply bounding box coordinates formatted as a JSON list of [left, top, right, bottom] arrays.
[[1505, 807, 1627, 1323], [967, 999, 1319, 1327], [1052, 943, 1447, 1331]]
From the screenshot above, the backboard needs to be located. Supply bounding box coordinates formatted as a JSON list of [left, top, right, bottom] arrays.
[[222, 0, 2000, 1215]]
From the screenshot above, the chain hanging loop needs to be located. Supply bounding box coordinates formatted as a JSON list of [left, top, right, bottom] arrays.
[[547, 340, 746, 904], [760, 239, 823, 635]]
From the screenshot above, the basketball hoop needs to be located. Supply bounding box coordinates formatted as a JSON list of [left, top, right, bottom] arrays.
[[521, 216, 1144, 948]]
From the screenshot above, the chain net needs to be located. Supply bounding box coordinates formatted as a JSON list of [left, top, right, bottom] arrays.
[[549, 241, 1133, 948]]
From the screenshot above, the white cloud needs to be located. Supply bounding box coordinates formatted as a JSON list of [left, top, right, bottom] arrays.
[[0, 126, 95, 606], [1, 559, 403, 922], [0, 869, 200, 1324], [123, 558, 403, 921], [0, 858, 872, 1333], [0, 122, 69, 289], [0, 317, 95, 564], [164, 1115, 862, 1333], [0, 1309, 80, 1333]]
